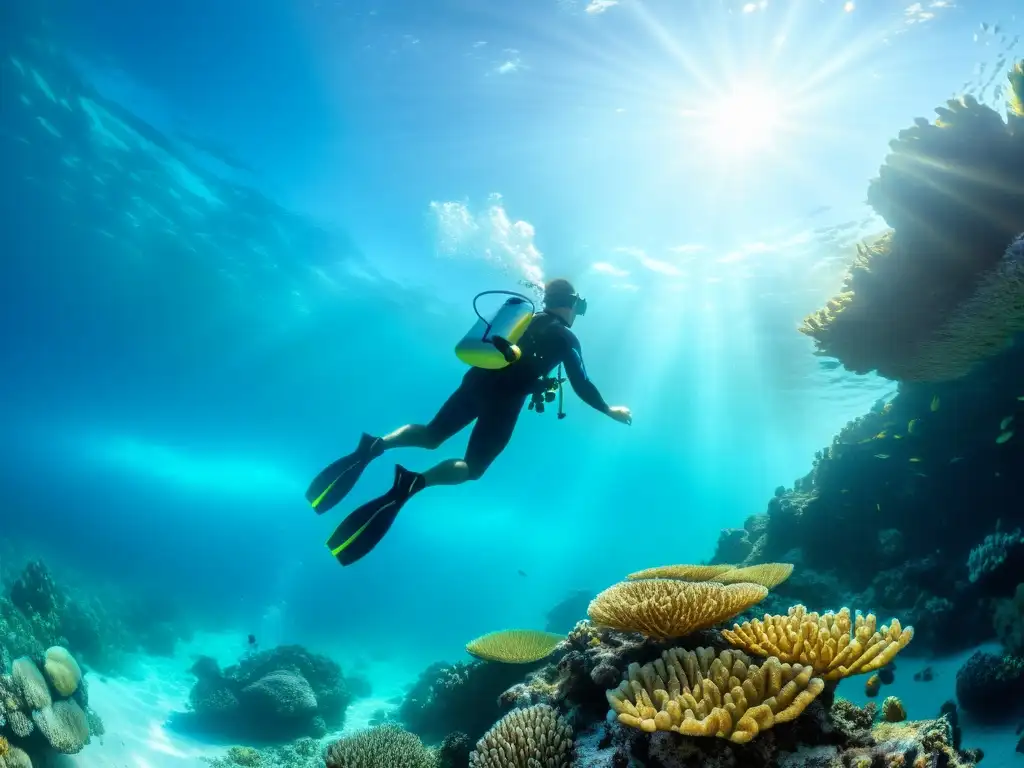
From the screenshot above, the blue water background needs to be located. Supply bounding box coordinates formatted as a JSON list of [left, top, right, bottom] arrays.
[[1, 0, 1019, 673]]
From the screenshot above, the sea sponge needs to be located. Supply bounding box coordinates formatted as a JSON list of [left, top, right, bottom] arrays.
[[468, 703, 573, 768], [882, 696, 906, 722], [722, 605, 914, 680], [11, 658, 51, 710], [42, 647, 81, 697], [627, 565, 736, 581], [465, 629, 565, 664], [324, 725, 435, 768], [606, 646, 825, 744], [31, 699, 90, 754], [588, 579, 768, 639]]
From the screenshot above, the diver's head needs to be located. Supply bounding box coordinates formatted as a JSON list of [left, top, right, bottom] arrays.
[[543, 278, 587, 327]]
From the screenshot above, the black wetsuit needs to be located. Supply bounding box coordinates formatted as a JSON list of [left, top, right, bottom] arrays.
[[426, 311, 609, 478]]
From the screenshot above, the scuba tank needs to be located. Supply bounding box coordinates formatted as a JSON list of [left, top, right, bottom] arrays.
[[455, 290, 536, 369]]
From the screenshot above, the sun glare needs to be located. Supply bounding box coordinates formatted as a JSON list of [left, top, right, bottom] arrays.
[[695, 84, 784, 157]]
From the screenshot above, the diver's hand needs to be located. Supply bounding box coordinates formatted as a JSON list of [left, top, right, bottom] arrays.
[[608, 405, 632, 425]]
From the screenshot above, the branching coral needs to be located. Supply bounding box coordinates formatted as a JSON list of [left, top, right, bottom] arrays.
[[324, 725, 435, 768], [465, 630, 564, 664], [721, 605, 913, 680], [468, 704, 573, 768], [800, 60, 1024, 381], [606, 646, 824, 743], [588, 579, 768, 639]]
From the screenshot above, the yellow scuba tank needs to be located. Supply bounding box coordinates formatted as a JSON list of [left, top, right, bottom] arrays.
[[455, 290, 536, 369]]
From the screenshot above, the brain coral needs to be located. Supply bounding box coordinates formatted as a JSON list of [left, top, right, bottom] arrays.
[[43, 647, 81, 697]]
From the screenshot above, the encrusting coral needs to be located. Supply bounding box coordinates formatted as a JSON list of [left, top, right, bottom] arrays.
[[465, 630, 565, 664], [588, 579, 768, 639], [468, 703, 573, 768], [605, 646, 825, 744], [721, 605, 913, 680]]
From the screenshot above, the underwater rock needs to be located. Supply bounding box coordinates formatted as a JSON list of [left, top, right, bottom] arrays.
[[954, 649, 1024, 722], [170, 645, 352, 743], [712, 528, 752, 565], [993, 582, 1024, 655], [437, 731, 471, 768], [399, 657, 540, 745], [914, 666, 935, 682]]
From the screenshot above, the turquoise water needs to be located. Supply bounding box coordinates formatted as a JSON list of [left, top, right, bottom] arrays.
[[1, 0, 1022, 765]]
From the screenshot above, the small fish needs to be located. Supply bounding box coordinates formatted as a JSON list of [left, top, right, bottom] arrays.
[[248, 634, 257, 645], [907, 419, 920, 434], [1000, 415, 1014, 430], [909, 457, 922, 463], [949, 457, 963, 463], [876, 503, 881, 511], [996, 430, 1014, 444], [1017, 395, 1024, 401], [874, 431, 888, 439], [841, 489, 850, 494], [874, 454, 890, 459], [930, 396, 940, 412], [517, 569, 527, 577], [893, 435, 903, 440]]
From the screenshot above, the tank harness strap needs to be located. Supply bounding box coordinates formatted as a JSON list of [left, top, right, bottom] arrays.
[[557, 363, 565, 420]]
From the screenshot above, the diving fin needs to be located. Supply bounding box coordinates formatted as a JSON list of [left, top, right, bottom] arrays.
[[326, 465, 425, 567], [306, 433, 383, 515]]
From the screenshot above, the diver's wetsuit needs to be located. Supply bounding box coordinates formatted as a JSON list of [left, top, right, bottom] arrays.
[[425, 311, 609, 478]]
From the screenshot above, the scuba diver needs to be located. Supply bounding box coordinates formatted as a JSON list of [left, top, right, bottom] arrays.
[[305, 278, 632, 566]]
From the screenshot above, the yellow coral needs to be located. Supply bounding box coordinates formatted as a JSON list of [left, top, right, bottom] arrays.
[[0, 736, 9, 758], [627, 564, 735, 581], [722, 605, 913, 681], [606, 646, 825, 744], [465, 629, 564, 664], [588, 580, 768, 639], [717, 563, 794, 589]]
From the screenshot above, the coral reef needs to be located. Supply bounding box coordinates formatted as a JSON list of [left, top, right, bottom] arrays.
[[169, 645, 354, 742], [399, 658, 542, 745], [800, 61, 1024, 381], [202, 737, 324, 768], [0, 646, 104, 765], [0, 559, 193, 674], [953, 649, 1024, 723]]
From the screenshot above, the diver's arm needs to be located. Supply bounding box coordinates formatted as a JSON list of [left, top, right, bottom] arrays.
[[562, 337, 611, 414]]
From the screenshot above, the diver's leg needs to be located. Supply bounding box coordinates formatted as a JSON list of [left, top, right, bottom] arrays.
[[420, 396, 523, 486], [379, 383, 477, 451]]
